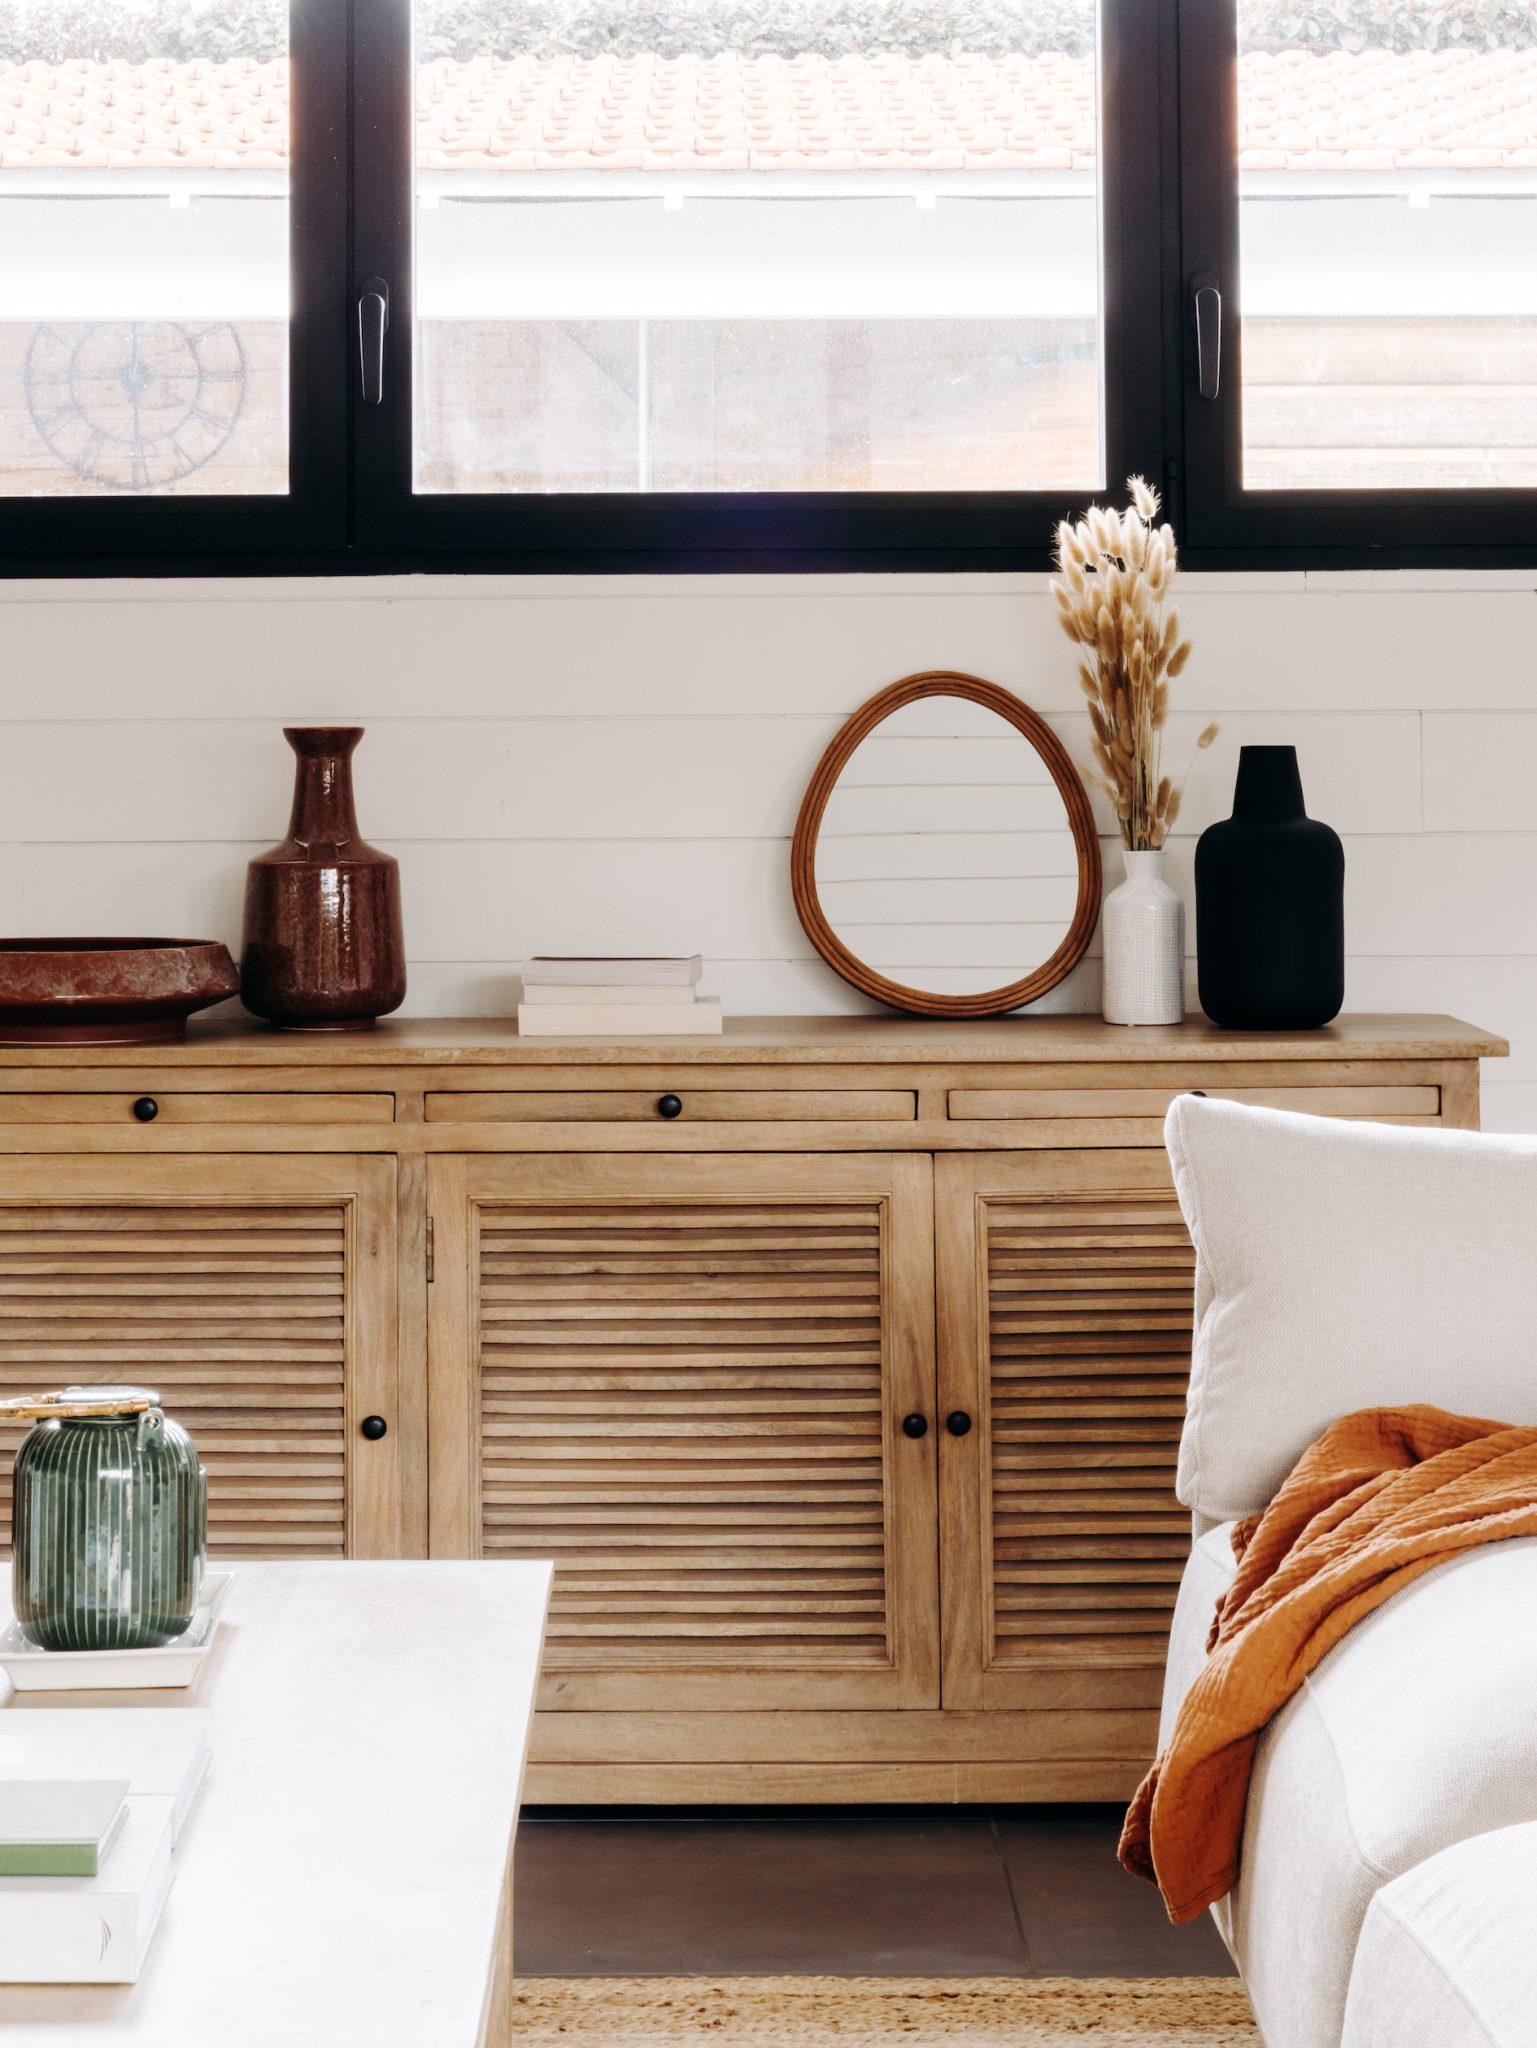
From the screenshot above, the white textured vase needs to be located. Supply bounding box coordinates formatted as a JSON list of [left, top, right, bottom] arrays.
[[1101, 848, 1184, 1025]]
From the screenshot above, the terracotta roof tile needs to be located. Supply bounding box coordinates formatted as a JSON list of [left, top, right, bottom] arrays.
[[0, 47, 1532, 175]]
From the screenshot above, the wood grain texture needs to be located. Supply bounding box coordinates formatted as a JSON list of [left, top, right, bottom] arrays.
[[527, 1706, 1154, 1762], [428, 1151, 939, 1712], [0, 1093, 393, 1124], [0, 1155, 398, 1564], [427, 1091, 917, 1123], [0, 1014, 1504, 1067], [522, 1760, 1145, 1802], [949, 1084, 1440, 1119], [0, 1016, 1504, 1801], [938, 1151, 1194, 1721]]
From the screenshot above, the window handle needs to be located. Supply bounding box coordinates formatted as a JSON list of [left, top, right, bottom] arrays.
[[1192, 272, 1222, 401], [358, 278, 390, 405]]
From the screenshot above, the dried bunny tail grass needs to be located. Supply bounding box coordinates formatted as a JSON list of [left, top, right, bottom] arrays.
[[1058, 477, 1205, 850], [1055, 520, 1083, 569]]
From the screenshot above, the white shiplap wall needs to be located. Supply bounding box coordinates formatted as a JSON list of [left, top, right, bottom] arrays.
[[1, 568, 1533, 1129]]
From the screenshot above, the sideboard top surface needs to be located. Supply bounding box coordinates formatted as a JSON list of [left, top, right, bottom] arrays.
[[0, 1013, 1505, 1069]]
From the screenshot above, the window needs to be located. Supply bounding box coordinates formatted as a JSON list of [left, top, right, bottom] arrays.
[[410, 0, 1106, 496], [1, 0, 1531, 569], [1236, 7, 1537, 494], [356, 0, 1159, 559], [1180, 0, 1537, 553], [2, 3, 289, 498], [0, 0, 345, 557]]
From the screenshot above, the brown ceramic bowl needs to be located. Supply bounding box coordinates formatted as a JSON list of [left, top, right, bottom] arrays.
[[0, 939, 241, 1044]]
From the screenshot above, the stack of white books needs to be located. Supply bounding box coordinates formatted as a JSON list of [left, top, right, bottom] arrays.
[[0, 1709, 210, 1983], [518, 956, 723, 1036]]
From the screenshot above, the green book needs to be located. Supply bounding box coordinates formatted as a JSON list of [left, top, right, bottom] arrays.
[[0, 1780, 129, 1877]]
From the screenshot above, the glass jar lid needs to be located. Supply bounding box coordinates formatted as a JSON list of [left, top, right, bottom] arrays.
[[0, 1384, 161, 1421]]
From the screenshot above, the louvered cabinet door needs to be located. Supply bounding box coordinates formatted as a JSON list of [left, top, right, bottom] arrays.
[[427, 1153, 938, 1711], [0, 1157, 399, 1560], [936, 1152, 1192, 1730]]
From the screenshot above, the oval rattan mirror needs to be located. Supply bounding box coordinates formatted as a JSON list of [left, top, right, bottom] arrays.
[[791, 672, 1102, 1019]]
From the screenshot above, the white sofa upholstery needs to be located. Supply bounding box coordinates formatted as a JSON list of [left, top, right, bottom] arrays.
[[1165, 1532, 1537, 2048], [1341, 1824, 1537, 2048], [1158, 1100, 1537, 2048]]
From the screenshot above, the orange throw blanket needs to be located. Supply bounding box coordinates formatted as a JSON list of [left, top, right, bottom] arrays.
[[1120, 1404, 1537, 1924]]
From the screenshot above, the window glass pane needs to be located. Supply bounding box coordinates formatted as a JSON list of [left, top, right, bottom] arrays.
[[1237, 2, 1537, 491], [0, 0, 288, 497], [414, 0, 1103, 493]]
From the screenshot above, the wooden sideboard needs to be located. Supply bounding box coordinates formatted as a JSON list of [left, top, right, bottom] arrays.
[[0, 1013, 1506, 1803]]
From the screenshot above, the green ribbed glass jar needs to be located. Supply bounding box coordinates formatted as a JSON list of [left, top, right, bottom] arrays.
[[10, 1385, 206, 1652]]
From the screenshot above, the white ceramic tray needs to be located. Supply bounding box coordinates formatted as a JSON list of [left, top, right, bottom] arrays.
[[0, 1570, 234, 1691]]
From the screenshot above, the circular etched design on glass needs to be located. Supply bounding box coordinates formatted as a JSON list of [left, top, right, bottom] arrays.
[[791, 672, 1101, 1018], [25, 321, 248, 491]]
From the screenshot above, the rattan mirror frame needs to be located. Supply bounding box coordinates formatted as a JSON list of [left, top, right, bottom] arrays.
[[791, 671, 1102, 1019]]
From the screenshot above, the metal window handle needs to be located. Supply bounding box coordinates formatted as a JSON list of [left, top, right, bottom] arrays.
[[358, 278, 390, 404], [1193, 273, 1222, 401]]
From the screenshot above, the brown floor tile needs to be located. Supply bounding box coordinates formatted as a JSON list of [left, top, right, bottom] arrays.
[[515, 1812, 1031, 1978], [996, 1807, 1238, 1978]]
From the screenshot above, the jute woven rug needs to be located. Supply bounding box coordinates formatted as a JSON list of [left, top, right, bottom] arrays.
[[508, 1976, 1260, 2045]]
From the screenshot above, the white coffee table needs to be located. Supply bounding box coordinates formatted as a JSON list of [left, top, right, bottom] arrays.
[[0, 1560, 551, 2047]]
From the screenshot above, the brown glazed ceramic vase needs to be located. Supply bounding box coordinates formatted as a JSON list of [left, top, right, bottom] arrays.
[[240, 728, 406, 1031]]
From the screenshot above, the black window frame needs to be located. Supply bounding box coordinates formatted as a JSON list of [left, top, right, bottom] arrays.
[[1177, 0, 1537, 563], [0, 0, 349, 567], [1, 0, 1532, 575], [352, 0, 1164, 570]]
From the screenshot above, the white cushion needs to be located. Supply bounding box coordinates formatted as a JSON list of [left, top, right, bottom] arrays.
[[1161, 1533, 1537, 2048], [1343, 1823, 1537, 2048], [1159, 1519, 1238, 1755], [1164, 1095, 1537, 1522]]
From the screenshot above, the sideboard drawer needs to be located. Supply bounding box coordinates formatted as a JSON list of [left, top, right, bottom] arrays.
[[0, 1092, 395, 1124], [425, 1089, 917, 1123], [949, 1084, 1441, 1121]]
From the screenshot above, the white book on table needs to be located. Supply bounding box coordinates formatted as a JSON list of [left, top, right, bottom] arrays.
[[522, 956, 703, 989], [518, 998, 723, 1037], [521, 983, 694, 1007], [0, 1710, 210, 1845], [0, 1795, 174, 1983]]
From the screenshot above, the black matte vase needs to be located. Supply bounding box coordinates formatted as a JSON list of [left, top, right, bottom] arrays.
[[1195, 746, 1344, 1030]]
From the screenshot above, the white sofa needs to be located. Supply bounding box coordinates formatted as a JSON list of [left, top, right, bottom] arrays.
[[1158, 1098, 1537, 2048]]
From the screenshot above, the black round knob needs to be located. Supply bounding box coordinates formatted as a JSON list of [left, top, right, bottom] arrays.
[[359, 1415, 388, 1441], [946, 1410, 974, 1437], [656, 1094, 684, 1120], [901, 1413, 929, 1440], [1187, 1089, 1208, 1098], [131, 1096, 159, 1123]]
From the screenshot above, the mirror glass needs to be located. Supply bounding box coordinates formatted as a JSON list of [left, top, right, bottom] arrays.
[[812, 695, 1084, 1000]]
